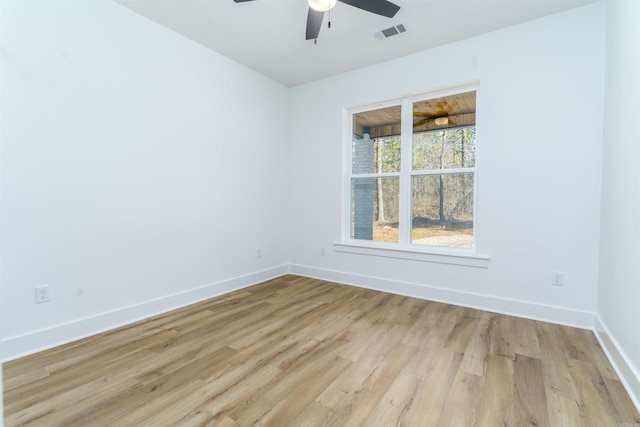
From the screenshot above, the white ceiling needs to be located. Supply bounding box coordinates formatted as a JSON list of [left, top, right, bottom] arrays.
[[115, 0, 599, 87]]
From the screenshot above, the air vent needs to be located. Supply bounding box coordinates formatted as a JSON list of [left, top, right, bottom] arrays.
[[374, 24, 407, 40]]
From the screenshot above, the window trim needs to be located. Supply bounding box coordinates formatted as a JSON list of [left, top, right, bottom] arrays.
[[340, 83, 489, 266], [333, 241, 490, 268]]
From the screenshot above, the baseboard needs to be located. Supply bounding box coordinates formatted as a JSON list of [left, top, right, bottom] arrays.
[[288, 264, 595, 329], [3, 263, 595, 360], [594, 316, 640, 412], [2, 265, 289, 362]]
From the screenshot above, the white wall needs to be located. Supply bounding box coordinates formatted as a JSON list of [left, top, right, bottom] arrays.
[[597, 0, 640, 408], [1, 0, 290, 359], [288, 3, 606, 325]]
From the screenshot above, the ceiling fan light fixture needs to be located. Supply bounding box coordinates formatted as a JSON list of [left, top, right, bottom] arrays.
[[308, 0, 337, 12], [435, 117, 449, 126]]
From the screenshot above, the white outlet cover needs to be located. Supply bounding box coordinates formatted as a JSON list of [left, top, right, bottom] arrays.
[[35, 285, 50, 303], [551, 272, 564, 286]]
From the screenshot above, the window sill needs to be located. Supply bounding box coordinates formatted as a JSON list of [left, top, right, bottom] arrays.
[[333, 241, 490, 268]]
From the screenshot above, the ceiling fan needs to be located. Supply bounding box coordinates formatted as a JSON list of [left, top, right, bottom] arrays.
[[233, 0, 401, 42], [413, 100, 459, 128], [413, 113, 456, 128]]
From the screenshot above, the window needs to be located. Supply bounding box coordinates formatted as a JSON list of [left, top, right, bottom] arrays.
[[342, 85, 481, 260]]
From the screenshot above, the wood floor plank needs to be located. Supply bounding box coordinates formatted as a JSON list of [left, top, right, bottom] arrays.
[[323, 343, 417, 426], [458, 317, 490, 377], [260, 355, 351, 427], [435, 370, 483, 426], [567, 358, 623, 426], [362, 373, 421, 426], [287, 401, 334, 427], [231, 337, 350, 426], [488, 314, 519, 358], [4, 275, 639, 427], [604, 377, 640, 426], [562, 326, 620, 380], [512, 317, 542, 359], [314, 339, 403, 410], [142, 363, 282, 426], [399, 349, 464, 426], [443, 309, 480, 353], [513, 353, 550, 427], [475, 354, 515, 426], [4, 349, 154, 426]]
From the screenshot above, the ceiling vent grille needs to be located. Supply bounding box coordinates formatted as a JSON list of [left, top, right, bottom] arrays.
[[374, 24, 406, 40]]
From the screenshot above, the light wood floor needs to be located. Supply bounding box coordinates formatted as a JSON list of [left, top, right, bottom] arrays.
[[4, 275, 640, 426]]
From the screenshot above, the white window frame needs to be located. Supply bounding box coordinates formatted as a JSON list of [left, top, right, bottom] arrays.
[[335, 83, 490, 268]]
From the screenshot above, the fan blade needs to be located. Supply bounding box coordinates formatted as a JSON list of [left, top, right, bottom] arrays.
[[413, 118, 429, 128], [306, 8, 324, 40], [338, 0, 400, 18]]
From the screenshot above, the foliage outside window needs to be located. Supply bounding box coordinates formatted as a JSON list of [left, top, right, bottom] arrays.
[[347, 87, 477, 250]]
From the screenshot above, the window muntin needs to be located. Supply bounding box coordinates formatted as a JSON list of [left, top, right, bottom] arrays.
[[346, 87, 477, 251]]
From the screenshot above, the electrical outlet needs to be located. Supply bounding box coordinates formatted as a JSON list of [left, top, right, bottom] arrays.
[[320, 247, 326, 256], [551, 272, 564, 286], [35, 285, 50, 303], [256, 248, 262, 258]]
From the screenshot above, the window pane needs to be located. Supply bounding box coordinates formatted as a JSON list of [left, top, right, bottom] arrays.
[[351, 176, 399, 242], [411, 173, 474, 248], [353, 106, 401, 174], [412, 127, 476, 171], [412, 91, 476, 133]]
